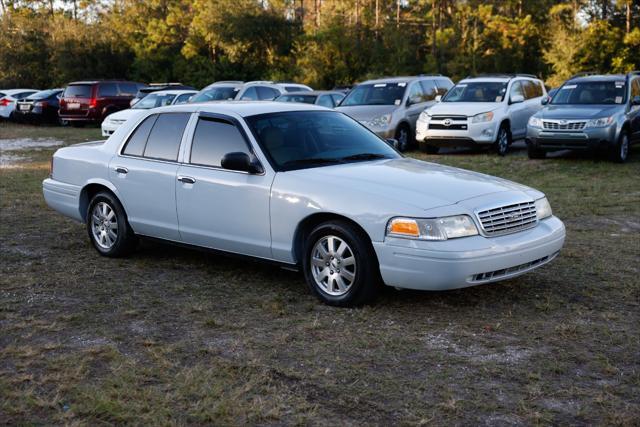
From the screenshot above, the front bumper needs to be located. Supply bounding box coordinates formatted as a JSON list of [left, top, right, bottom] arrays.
[[416, 118, 498, 146], [526, 125, 616, 151], [42, 178, 83, 222], [101, 121, 121, 137], [373, 216, 565, 291]]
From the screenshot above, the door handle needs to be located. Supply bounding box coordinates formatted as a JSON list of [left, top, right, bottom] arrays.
[[114, 166, 128, 174], [177, 176, 196, 184]]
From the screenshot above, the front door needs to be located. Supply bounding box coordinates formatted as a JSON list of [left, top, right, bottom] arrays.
[[508, 81, 529, 139], [175, 114, 273, 259]]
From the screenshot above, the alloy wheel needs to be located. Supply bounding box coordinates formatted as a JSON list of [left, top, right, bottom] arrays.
[[498, 128, 508, 155], [91, 202, 118, 249], [310, 235, 357, 296]]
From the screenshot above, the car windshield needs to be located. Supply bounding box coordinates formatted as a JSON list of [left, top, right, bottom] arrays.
[[64, 85, 92, 98], [276, 94, 317, 104], [28, 89, 61, 100], [442, 82, 508, 102], [132, 93, 177, 109], [191, 86, 240, 102], [246, 111, 400, 171], [340, 83, 407, 106], [551, 81, 626, 105]]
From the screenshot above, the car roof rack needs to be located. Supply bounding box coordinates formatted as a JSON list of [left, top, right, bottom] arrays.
[[465, 73, 538, 80], [213, 80, 244, 84]]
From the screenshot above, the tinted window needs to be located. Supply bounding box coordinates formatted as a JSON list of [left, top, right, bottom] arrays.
[[15, 91, 37, 99], [277, 94, 317, 104], [551, 81, 626, 105], [241, 87, 259, 100], [122, 115, 157, 156], [119, 83, 139, 96], [522, 80, 542, 99], [64, 85, 92, 98], [190, 118, 250, 167], [285, 86, 311, 92], [435, 79, 454, 95], [509, 81, 525, 101], [341, 83, 407, 106], [331, 94, 345, 105], [257, 86, 279, 100], [317, 95, 334, 108], [143, 113, 190, 161], [191, 86, 240, 102], [407, 83, 425, 105], [442, 82, 508, 102], [246, 111, 400, 171], [419, 80, 438, 101], [98, 83, 118, 97], [174, 93, 194, 104], [28, 89, 62, 100], [631, 79, 640, 98], [132, 93, 176, 109]]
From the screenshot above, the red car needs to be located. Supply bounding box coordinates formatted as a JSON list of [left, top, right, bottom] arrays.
[[59, 80, 144, 126]]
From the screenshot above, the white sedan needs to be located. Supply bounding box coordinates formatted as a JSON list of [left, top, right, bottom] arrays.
[[0, 88, 39, 119], [44, 102, 565, 307], [101, 89, 196, 137]]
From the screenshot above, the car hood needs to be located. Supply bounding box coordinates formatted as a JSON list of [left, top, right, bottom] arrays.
[[286, 158, 537, 210], [426, 102, 501, 117], [537, 104, 622, 120], [335, 105, 397, 121]]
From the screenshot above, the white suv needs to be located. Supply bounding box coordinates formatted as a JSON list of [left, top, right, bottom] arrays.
[[416, 74, 547, 155]]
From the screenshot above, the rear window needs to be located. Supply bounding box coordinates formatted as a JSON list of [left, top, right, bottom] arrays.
[[98, 83, 118, 97], [64, 85, 93, 98], [143, 113, 190, 161], [285, 86, 311, 92]]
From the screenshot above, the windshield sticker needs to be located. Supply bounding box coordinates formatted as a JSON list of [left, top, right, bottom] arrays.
[[398, 82, 406, 87], [394, 99, 401, 105], [562, 85, 577, 89], [615, 81, 625, 88], [374, 83, 387, 88], [456, 84, 467, 88], [615, 96, 623, 104], [495, 96, 503, 102]]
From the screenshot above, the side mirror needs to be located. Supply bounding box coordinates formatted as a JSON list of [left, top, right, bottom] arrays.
[[632, 95, 640, 106], [220, 152, 263, 174], [541, 97, 549, 105], [510, 94, 525, 104], [435, 95, 442, 102]]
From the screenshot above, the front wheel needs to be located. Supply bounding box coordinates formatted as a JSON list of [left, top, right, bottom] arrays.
[[609, 131, 630, 163], [395, 124, 411, 152], [494, 125, 511, 156], [302, 221, 381, 307], [86, 191, 137, 257]]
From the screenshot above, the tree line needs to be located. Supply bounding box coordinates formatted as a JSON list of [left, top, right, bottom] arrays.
[[0, 0, 638, 90]]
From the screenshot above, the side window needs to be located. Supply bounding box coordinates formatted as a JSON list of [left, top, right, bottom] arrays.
[[509, 81, 525, 101], [522, 80, 542, 99], [241, 87, 258, 101], [631, 79, 640, 98], [257, 86, 279, 100], [435, 79, 454, 96], [174, 93, 193, 104], [331, 94, 345, 105], [317, 95, 334, 108], [98, 83, 118, 97], [419, 80, 438, 101], [190, 118, 250, 168], [122, 115, 158, 156], [407, 83, 426, 104], [143, 113, 190, 161], [118, 83, 138, 96]]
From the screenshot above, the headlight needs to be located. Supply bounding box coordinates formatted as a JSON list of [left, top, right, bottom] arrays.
[[386, 215, 479, 241], [585, 116, 614, 128], [528, 116, 542, 128], [534, 197, 552, 220], [418, 110, 430, 122], [471, 111, 494, 123], [366, 114, 392, 128]]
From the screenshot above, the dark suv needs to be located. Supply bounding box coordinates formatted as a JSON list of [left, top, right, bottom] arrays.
[[59, 80, 144, 126], [526, 71, 640, 162]]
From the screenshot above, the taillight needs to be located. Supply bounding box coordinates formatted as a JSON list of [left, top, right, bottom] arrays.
[[89, 98, 97, 108], [59, 98, 66, 107], [35, 101, 48, 108], [0, 98, 10, 107]]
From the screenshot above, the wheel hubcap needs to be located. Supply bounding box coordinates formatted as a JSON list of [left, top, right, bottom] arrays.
[[499, 130, 508, 153], [310, 235, 356, 296], [91, 202, 118, 249]]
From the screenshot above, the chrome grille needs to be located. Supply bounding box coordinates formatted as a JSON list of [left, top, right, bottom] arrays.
[[543, 120, 586, 130], [477, 201, 537, 236]]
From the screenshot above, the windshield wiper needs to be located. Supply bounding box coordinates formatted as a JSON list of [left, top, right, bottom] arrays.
[[339, 153, 390, 161], [282, 158, 345, 168]]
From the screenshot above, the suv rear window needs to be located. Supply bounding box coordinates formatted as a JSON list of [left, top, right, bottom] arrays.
[[64, 85, 92, 98]]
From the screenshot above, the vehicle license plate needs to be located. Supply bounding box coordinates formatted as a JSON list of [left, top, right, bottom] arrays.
[[68, 103, 80, 109], [19, 104, 30, 111]]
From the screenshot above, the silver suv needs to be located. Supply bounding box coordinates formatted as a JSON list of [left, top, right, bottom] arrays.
[[417, 74, 547, 155], [191, 81, 310, 103], [336, 76, 454, 150]]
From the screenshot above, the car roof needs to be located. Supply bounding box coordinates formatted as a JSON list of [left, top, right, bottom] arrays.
[[153, 101, 330, 117], [459, 77, 512, 83], [67, 80, 138, 85], [279, 91, 343, 96], [360, 75, 444, 85], [568, 74, 628, 83], [146, 89, 197, 96]]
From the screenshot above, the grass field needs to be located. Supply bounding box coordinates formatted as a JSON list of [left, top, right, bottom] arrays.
[[1, 121, 639, 425]]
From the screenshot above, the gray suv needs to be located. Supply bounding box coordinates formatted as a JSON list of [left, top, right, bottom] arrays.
[[526, 72, 640, 162], [336, 75, 454, 150]]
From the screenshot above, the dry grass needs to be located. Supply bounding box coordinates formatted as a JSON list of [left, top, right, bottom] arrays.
[[1, 123, 639, 425]]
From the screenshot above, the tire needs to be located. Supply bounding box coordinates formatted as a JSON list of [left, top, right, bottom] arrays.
[[86, 191, 137, 257], [494, 124, 511, 156], [609, 130, 630, 163], [302, 220, 381, 307], [395, 123, 412, 152], [527, 143, 546, 159]]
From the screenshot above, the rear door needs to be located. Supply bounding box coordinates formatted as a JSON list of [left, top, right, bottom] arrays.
[[109, 112, 191, 240], [507, 80, 529, 139], [175, 114, 273, 258]]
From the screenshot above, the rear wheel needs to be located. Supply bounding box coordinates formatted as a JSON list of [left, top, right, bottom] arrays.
[[609, 130, 630, 163], [527, 143, 546, 159], [302, 220, 380, 307], [395, 124, 411, 152], [494, 125, 511, 156], [86, 191, 137, 257]]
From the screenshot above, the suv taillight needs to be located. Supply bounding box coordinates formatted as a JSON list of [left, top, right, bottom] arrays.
[[0, 98, 9, 107], [89, 98, 97, 108]]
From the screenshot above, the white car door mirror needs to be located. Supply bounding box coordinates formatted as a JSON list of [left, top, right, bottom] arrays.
[[435, 95, 442, 102]]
